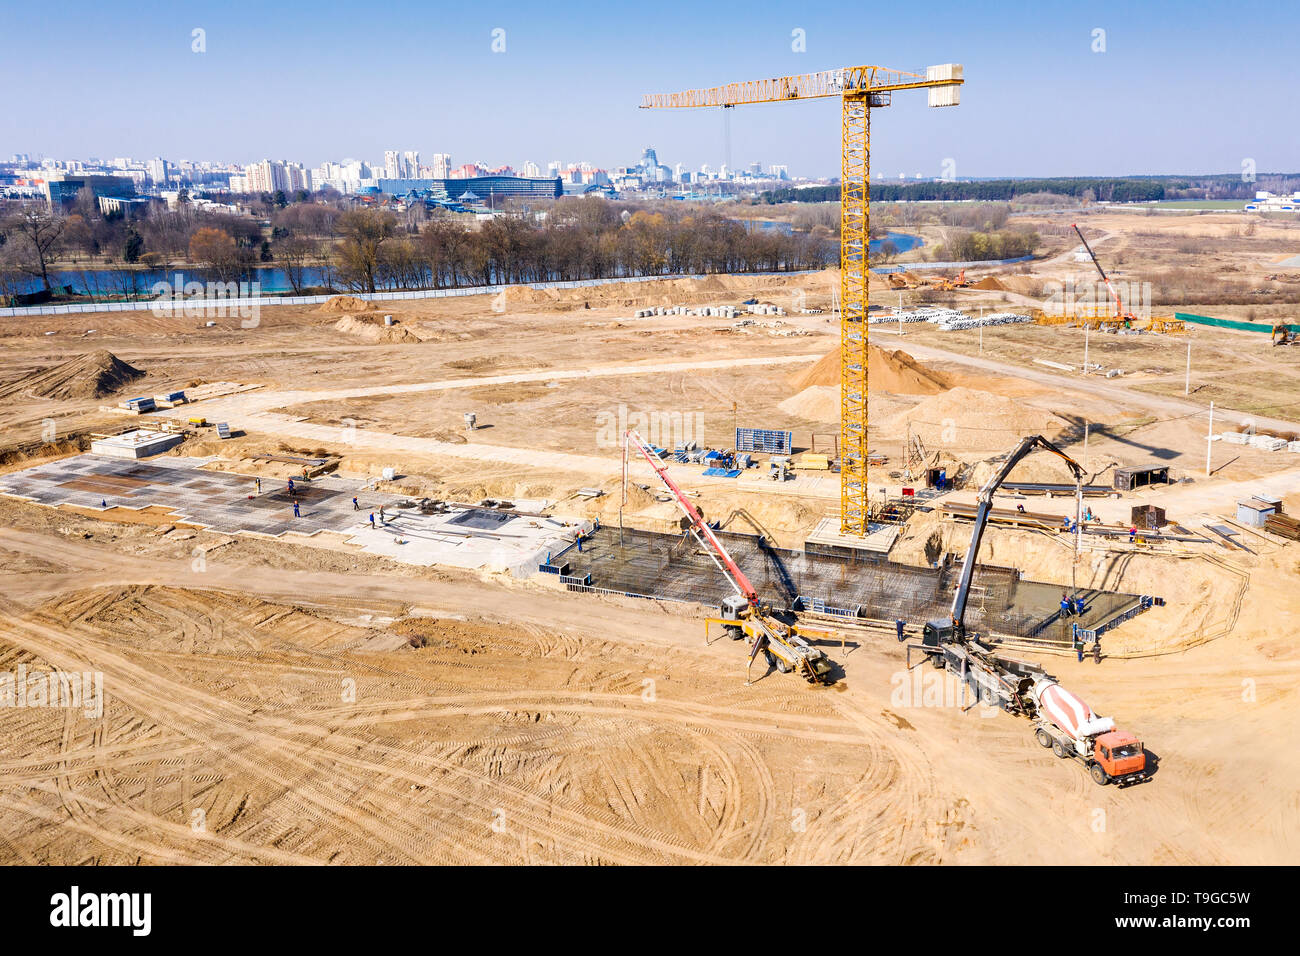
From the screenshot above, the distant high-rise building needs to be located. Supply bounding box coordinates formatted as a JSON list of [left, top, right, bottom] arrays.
[[431, 153, 451, 178], [146, 157, 172, 185], [522, 161, 541, 178], [384, 150, 401, 179]]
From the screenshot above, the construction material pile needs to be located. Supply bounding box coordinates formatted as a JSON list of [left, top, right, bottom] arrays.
[[870, 307, 1032, 331], [881, 386, 1067, 451], [0, 350, 144, 401], [316, 295, 370, 313], [869, 307, 958, 325], [1216, 431, 1300, 453], [790, 344, 952, 395], [940, 311, 1034, 331]]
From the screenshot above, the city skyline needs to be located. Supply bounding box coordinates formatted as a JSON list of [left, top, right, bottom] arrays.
[[3, 1, 1297, 179]]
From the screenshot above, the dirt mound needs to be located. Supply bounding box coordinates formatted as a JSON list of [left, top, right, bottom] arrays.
[[333, 315, 422, 344], [0, 350, 144, 401], [779, 385, 841, 422], [790, 344, 951, 396], [993, 274, 1043, 297], [881, 386, 1067, 451], [970, 276, 1006, 291], [317, 295, 370, 313]]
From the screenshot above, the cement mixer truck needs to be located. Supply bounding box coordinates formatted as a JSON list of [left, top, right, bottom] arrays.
[[1029, 678, 1148, 787]]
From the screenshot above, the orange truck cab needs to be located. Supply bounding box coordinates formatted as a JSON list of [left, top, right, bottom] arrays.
[[1093, 731, 1147, 787]]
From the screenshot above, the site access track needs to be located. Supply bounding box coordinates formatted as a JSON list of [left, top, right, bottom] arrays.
[[155, 352, 825, 479], [897, 340, 1300, 435]]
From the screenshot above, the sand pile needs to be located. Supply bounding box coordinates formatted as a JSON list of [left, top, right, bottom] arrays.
[[790, 344, 951, 395], [779, 385, 841, 422], [317, 295, 370, 313], [0, 350, 144, 401], [993, 274, 1043, 297], [333, 315, 423, 344], [970, 276, 1006, 291], [881, 387, 1066, 451]]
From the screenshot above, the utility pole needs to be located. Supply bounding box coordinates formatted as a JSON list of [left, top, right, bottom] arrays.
[[1206, 402, 1215, 477], [979, 306, 984, 353], [1083, 322, 1090, 375], [1185, 335, 1192, 395]]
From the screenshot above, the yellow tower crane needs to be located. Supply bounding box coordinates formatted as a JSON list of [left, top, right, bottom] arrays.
[[642, 64, 964, 536]]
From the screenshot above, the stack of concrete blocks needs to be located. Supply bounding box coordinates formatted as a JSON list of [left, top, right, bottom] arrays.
[[1249, 435, 1288, 452]]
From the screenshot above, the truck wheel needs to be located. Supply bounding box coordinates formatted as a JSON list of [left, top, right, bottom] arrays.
[[1090, 764, 1110, 786], [763, 649, 777, 668], [1051, 740, 1069, 759], [775, 657, 791, 674], [1035, 728, 1053, 748]]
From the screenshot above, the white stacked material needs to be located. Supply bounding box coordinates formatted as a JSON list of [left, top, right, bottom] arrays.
[[1034, 359, 1075, 372], [747, 304, 786, 316], [938, 311, 1032, 331], [1250, 435, 1288, 451], [1220, 431, 1250, 445], [1105, 369, 1124, 378], [1288, 441, 1300, 453], [868, 307, 960, 325]]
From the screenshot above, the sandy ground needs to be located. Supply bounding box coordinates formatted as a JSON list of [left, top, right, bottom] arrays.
[[1, 226, 1299, 865]]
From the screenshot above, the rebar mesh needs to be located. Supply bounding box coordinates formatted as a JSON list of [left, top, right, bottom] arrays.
[[568, 526, 1147, 641]]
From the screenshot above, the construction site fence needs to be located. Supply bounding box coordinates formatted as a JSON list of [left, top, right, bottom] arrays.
[[564, 582, 694, 605], [0, 270, 819, 319], [872, 255, 1034, 274], [1176, 311, 1300, 334]]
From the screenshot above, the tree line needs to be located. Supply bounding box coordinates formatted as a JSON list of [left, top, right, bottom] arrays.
[[1, 196, 836, 300]]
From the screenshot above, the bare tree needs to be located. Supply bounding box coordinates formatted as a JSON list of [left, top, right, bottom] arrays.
[[5, 208, 66, 291]]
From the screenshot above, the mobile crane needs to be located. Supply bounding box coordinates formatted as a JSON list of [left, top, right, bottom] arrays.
[[624, 429, 834, 684], [1072, 223, 1136, 329]]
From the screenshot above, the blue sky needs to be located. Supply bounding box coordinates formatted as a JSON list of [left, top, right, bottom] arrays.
[[3, 0, 1296, 179]]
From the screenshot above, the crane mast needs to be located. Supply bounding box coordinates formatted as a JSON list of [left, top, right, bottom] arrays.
[[641, 63, 963, 537]]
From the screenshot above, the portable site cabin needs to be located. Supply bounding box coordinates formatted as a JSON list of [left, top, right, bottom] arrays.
[[1236, 496, 1281, 528], [1113, 465, 1170, 492]]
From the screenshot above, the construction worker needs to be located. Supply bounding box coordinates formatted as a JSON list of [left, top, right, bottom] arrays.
[[287, 478, 295, 494], [1128, 525, 1138, 544], [292, 500, 301, 518], [1060, 593, 1072, 618], [1093, 637, 1102, 664], [352, 496, 359, 511], [369, 513, 375, 529], [1074, 596, 1086, 616], [100, 498, 107, 509], [379, 505, 385, 524], [255, 477, 262, 494], [1016, 503, 1026, 514], [895, 618, 906, 643], [1072, 623, 1084, 662]]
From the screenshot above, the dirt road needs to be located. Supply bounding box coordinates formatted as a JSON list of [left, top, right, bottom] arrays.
[[0, 522, 1295, 865]]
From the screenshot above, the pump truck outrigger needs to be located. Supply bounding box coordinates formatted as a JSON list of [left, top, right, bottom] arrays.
[[911, 434, 1149, 786], [624, 429, 835, 684]]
